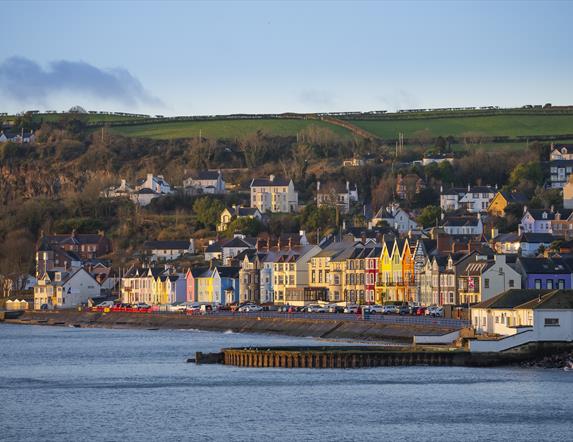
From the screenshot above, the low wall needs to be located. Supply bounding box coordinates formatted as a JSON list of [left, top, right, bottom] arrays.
[[413, 330, 461, 345], [4, 310, 460, 343]]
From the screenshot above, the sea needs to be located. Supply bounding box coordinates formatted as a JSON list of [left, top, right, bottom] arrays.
[[0, 323, 572, 442]]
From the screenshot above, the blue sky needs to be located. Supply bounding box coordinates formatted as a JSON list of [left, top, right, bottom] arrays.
[[1, 0, 572, 115]]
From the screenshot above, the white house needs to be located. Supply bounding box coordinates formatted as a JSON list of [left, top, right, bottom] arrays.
[[250, 175, 298, 213], [102, 174, 173, 206], [372, 203, 419, 234], [470, 289, 573, 352], [137, 173, 173, 194], [549, 144, 573, 161], [519, 207, 555, 234], [440, 185, 496, 213], [518, 233, 555, 257], [183, 170, 226, 194], [142, 239, 195, 261], [316, 181, 358, 214], [34, 268, 101, 310], [221, 235, 256, 261], [441, 214, 483, 236]]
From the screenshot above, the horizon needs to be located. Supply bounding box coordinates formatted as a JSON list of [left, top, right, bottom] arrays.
[[2, 1, 573, 116]]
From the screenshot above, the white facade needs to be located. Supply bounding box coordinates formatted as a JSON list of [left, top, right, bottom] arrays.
[[480, 255, 522, 301], [440, 185, 495, 213], [183, 170, 226, 194], [34, 269, 101, 310], [250, 175, 298, 213]]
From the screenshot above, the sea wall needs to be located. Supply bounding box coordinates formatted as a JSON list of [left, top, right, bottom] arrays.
[[4, 310, 460, 343]]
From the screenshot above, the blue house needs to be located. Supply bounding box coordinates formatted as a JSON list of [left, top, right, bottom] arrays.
[[516, 257, 573, 290], [212, 266, 241, 305]]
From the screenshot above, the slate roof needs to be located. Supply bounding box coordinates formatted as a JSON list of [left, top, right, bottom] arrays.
[[517, 257, 572, 274], [223, 237, 254, 249], [250, 177, 291, 187], [442, 216, 480, 227], [205, 242, 222, 253], [193, 171, 220, 180], [519, 232, 555, 243], [499, 191, 528, 204], [472, 289, 552, 310], [518, 290, 573, 310], [216, 266, 241, 279]]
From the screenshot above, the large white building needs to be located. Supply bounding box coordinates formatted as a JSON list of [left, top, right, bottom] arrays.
[[250, 175, 298, 213], [34, 268, 101, 310], [440, 185, 496, 213]]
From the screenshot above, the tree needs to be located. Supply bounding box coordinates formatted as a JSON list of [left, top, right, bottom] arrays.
[[225, 217, 264, 237], [193, 197, 225, 230], [417, 205, 442, 228]]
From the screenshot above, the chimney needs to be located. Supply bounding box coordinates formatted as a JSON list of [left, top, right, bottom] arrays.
[[346, 181, 350, 191], [467, 183, 471, 192], [550, 205, 555, 213], [288, 237, 292, 251], [121, 179, 126, 187], [317, 181, 321, 192], [269, 174, 275, 182]]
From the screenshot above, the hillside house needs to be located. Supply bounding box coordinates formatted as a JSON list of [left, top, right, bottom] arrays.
[[487, 191, 528, 217], [217, 206, 262, 232], [440, 185, 496, 213], [250, 175, 298, 213], [316, 181, 358, 214], [142, 239, 195, 261], [372, 203, 419, 234], [183, 170, 226, 194]]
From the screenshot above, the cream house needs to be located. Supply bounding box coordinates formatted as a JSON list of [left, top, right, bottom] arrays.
[[250, 175, 298, 213], [34, 268, 100, 310], [273, 244, 320, 304]]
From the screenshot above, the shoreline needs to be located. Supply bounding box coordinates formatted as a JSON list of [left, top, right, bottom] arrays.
[[2, 310, 460, 344]]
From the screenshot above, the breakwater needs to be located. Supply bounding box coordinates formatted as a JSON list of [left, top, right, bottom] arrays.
[[196, 343, 573, 368], [3, 310, 460, 343]]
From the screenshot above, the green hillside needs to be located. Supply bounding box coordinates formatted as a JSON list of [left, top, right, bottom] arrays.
[[349, 114, 573, 139], [108, 119, 353, 140]]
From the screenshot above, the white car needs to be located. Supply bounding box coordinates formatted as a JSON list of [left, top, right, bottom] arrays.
[[382, 305, 398, 314], [238, 304, 263, 313], [344, 304, 360, 314], [306, 304, 327, 313], [426, 306, 444, 317], [95, 301, 114, 308], [365, 305, 385, 314]]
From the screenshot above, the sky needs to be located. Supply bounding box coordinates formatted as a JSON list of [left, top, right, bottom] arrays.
[[1, 0, 573, 116]]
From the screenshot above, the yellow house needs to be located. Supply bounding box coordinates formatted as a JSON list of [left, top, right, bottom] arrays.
[[376, 240, 395, 304], [196, 269, 215, 303], [487, 191, 527, 217]]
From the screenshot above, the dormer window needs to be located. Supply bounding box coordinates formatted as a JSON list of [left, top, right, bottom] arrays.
[[542, 212, 548, 219]]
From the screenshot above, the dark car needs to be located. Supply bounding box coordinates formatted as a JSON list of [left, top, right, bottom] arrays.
[[398, 305, 410, 315]]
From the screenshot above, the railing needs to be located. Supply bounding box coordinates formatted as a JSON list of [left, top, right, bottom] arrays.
[[86, 307, 469, 328]]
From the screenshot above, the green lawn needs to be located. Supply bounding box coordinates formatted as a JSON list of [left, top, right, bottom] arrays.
[[109, 119, 353, 140], [350, 115, 573, 139]]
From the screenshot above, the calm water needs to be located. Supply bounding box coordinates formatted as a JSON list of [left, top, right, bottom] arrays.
[[1, 324, 572, 442]]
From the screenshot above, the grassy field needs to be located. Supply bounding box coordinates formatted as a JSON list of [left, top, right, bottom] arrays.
[[109, 119, 354, 140], [349, 114, 573, 139]]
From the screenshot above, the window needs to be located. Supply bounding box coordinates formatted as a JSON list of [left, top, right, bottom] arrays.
[[535, 279, 542, 289], [509, 279, 514, 288], [495, 316, 499, 324], [547, 280, 554, 289], [484, 278, 490, 289], [544, 318, 560, 327], [558, 279, 565, 289]]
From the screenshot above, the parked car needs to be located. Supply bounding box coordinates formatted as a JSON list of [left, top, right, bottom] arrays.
[[398, 305, 410, 315], [238, 304, 263, 313], [344, 304, 360, 314], [328, 305, 344, 313], [415, 306, 427, 316], [133, 302, 151, 310], [306, 304, 327, 313], [426, 306, 444, 317], [365, 304, 385, 314], [382, 305, 397, 314], [95, 301, 114, 308]]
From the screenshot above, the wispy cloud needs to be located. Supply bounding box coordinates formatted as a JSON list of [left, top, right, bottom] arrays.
[[0, 56, 162, 108], [299, 88, 335, 107]]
